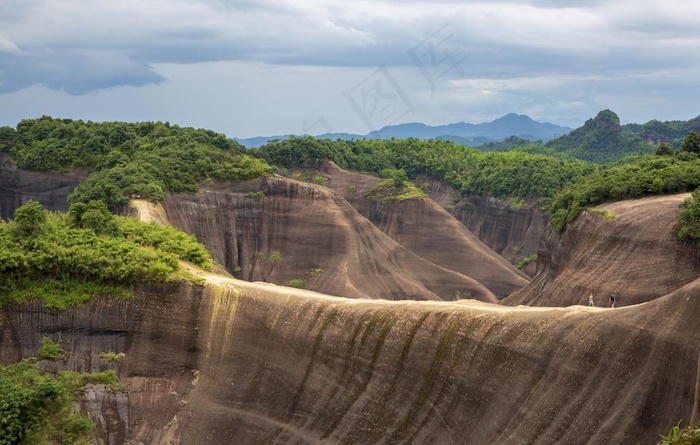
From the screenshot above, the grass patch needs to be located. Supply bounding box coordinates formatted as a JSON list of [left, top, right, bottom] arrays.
[[515, 254, 537, 270], [245, 190, 265, 200], [586, 208, 615, 220], [288, 278, 307, 288], [98, 352, 126, 363], [365, 179, 428, 202]]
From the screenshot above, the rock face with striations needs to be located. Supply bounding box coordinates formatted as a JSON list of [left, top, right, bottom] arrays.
[[450, 195, 547, 277], [314, 162, 529, 298], [505, 194, 700, 307], [2, 273, 699, 445], [0, 153, 87, 218], [161, 177, 502, 302]]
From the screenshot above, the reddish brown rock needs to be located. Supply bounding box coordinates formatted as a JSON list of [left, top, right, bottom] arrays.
[[161, 177, 499, 302], [505, 194, 700, 307], [315, 162, 529, 298]]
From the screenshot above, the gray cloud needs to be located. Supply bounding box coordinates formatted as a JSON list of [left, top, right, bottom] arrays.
[[0, 0, 699, 135]]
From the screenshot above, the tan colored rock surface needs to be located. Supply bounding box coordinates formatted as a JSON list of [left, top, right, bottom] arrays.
[[2, 273, 698, 445], [160, 179, 499, 302], [316, 162, 529, 298], [506, 194, 700, 307]]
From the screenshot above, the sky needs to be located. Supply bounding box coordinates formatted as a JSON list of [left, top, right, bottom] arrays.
[[1, 0, 699, 138]]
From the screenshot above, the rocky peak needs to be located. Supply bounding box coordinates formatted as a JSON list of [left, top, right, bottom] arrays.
[[583, 109, 622, 133]]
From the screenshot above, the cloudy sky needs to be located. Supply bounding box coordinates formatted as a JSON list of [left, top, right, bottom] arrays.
[[1, 0, 699, 138]]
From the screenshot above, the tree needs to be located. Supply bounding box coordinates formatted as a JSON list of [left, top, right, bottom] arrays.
[[655, 142, 674, 156], [681, 132, 700, 154], [13, 200, 47, 235]]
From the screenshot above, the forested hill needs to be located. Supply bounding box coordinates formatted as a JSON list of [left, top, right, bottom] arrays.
[[545, 110, 652, 163], [0, 116, 272, 208], [255, 137, 594, 199]]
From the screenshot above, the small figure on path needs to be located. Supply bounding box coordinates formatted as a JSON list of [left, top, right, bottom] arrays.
[[610, 293, 616, 308], [588, 293, 594, 307]]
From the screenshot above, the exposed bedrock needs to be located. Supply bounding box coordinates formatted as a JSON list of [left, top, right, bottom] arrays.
[[316, 162, 528, 298], [451, 195, 548, 277], [0, 153, 87, 218], [2, 278, 698, 445], [161, 177, 500, 302], [0, 282, 202, 445], [317, 162, 545, 278], [505, 194, 700, 307]]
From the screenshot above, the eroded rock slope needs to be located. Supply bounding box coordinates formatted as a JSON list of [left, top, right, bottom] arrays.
[[506, 194, 700, 307], [161, 178, 508, 302], [2, 270, 698, 445]]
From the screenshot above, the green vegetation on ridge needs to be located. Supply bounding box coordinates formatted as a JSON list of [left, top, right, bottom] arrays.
[[0, 116, 272, 208], [0, 200, 211, 309], [550, 133, 700, 232], [256, 136, 594, 200]]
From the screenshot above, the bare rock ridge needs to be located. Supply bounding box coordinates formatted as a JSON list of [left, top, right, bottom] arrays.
[[161, 176, 515, 302], [506, 194, 700, 307], [315, 161, 544, 278], [311, 162, 529, 297], [2, 269, 698, 444]]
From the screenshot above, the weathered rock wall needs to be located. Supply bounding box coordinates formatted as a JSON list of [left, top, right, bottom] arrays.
[[451, 195, 548, 277], [317, 162, 528, 298], [161, 178, 499, 302], [505, 194, 700, 307], [0, 153, 87, 218], [3, 277, 698, 445], [0, 282, 202, 444]]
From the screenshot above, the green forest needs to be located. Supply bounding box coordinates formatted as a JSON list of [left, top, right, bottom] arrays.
[[0, 200, 211, 310], [0, 116, 272, 208]]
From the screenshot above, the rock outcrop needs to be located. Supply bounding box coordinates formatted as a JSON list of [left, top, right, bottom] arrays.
[[315, 162, 529, 298], [161, 179, 500, 302], [0, 153, 87, 218], [451, 195, 547, 277], [505, 194, 700, 307], [2, 272, 698, 445]]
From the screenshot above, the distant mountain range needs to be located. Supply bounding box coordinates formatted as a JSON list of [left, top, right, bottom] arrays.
[[235, 113, 572, 148]]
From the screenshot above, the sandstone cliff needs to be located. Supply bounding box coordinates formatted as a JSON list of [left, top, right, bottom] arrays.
[[0, 153, 87, 218], [160, 177, 508, 302], [314, 162, 529, 298], [2, 272, 698, 445], [451, 195, 547, 277], [506, 194, 700, 307]]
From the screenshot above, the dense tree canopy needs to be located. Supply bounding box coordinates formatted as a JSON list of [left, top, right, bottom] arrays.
[[256, 136, 595, 200], [0, 200, 211, 309], [1, 116, 272, 208], [550, 154, 700, 232]]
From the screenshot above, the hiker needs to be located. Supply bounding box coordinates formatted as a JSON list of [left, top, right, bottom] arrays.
[[588, 293, 594, 307], [610, 293, 616, 308]]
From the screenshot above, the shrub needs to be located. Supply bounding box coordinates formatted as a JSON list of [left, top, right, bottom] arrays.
[[288, 279, 307, 288], [245, 190, 265, 200], [98, 352, 126, 363], [38, 336, 64, 361]]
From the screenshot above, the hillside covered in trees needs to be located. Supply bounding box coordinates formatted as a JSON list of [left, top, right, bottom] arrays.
[[0, 117, 272, 209]]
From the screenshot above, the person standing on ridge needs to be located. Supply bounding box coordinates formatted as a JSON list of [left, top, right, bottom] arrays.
[[610, 293, 616, 308], [588, 293, 594, 307]]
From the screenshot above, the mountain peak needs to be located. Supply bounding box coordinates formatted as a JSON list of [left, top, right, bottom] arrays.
[[583, 109, 621, 133]]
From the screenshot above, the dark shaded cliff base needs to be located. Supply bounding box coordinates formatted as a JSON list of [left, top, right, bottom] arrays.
[[0, 153, 87, 219]]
